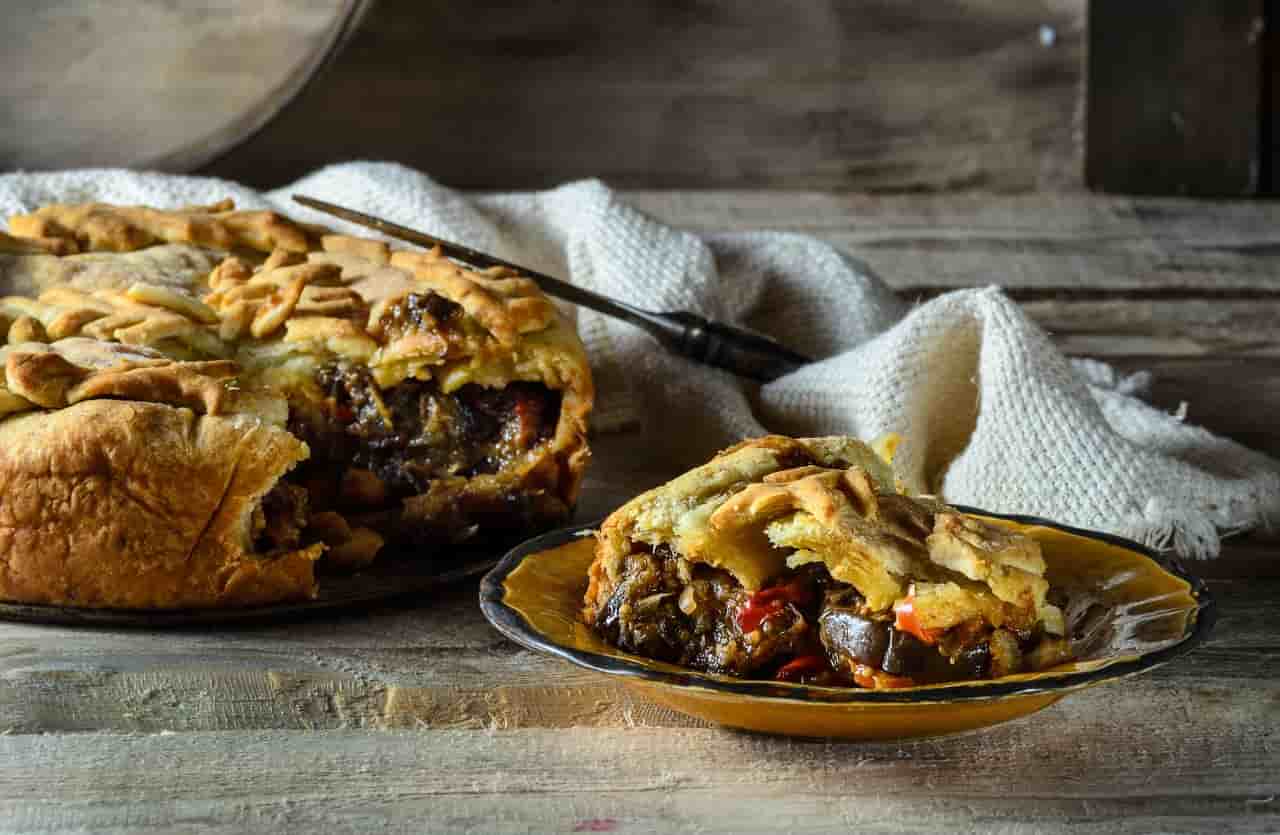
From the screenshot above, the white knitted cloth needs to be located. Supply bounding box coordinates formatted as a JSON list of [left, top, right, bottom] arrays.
[[3, 162, 1277, 558]]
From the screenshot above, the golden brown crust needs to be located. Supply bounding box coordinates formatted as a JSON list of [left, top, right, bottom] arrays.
[[584, 436, 1060, 635], [585, 435, 892, 617], [3, 200, 591, 457], [0, 338, 239, 418], [6, 202, 560, 351], [0, 199, 594, 609], [8, 201, 315, 255], [0, 399, 318, 608]]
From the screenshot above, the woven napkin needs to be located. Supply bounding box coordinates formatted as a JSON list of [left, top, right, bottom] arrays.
[[3, 161, 1277, 558]]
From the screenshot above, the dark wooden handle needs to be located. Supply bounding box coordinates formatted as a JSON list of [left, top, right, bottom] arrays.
[[659, 312, 812, 382]]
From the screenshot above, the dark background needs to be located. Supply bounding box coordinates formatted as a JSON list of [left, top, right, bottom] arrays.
[[201, 0, 1275, 197], [204, 0, 1085, 192]]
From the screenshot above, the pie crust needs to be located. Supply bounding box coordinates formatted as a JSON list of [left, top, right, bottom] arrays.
[[0, 201, 593, 609]]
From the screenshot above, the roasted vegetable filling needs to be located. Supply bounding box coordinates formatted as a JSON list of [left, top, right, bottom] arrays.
[[313, 370, 561, 497], [282, 357, 563, 549], [594, 545, 1072, 688]]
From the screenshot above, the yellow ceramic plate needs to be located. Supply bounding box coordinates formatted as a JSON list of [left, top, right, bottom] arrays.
[[479, 510, 1216, 740]]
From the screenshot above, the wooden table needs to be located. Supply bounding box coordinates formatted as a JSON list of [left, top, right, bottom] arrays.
[[2, 193, 1277, 833]]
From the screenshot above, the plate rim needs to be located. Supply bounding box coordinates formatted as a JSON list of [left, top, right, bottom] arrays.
[[479, 507, 1218, 705], [0, 555, 497, 629]]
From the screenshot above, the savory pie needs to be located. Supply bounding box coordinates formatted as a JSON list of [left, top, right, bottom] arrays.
[[0, 200, 592, 608], [583, 436, 1070, 688]]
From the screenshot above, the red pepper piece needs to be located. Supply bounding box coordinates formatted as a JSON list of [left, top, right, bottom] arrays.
[[736, 599, 783, 633], [775, 654, 829, 682], [893, 589, 942, 645], [737, 578, 815, 633], [334, 403, 356, 424], [752, 578, 814, 608], [511, 391, 544, 448]]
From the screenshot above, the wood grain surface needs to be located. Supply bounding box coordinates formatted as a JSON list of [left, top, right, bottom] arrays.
[[1, 192, 1278, 834], [202, 0, 1085, 192]]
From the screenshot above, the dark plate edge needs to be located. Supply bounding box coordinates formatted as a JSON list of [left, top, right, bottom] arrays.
[[479, 508, 1219, 705], [0, 557, 496, 629]]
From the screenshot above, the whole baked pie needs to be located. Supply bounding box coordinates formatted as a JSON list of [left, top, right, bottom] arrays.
[[583, 436, 1071, 688], [0, 201, 592, 608]]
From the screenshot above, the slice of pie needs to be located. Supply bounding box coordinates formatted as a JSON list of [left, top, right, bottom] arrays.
[[583, 436, 1070, 688], [0, 200, 592, 608]]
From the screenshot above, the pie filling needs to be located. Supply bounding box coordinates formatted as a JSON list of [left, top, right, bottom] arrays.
[[297, 367, 562, 498], [248, 291, 568, 562], [594, 545, 1072, 688], [251, 483, 311, 555]]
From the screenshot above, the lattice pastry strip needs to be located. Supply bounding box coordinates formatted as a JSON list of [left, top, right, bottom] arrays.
[[5, 283, 226, 357], [8, 200, 316, 255], [202, 259, 363, 341], [0, 337, 238, 417], [7, 201, 563, 352]]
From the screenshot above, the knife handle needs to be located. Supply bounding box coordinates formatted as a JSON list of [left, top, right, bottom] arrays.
[[655, 312, 812, 382]]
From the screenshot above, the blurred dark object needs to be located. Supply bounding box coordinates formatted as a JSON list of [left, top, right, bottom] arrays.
[[1086, 1, 1266, 196], [0, 0, 371, 172]]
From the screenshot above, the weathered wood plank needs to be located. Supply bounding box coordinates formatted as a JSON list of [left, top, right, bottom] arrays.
[[625, 191, 1280, 293], [1022, 299, 1280, 357], [1268, 0, 1280, 192], [205, 0, 1085, 191], [1182, 540, 1280, 578], [0, 655, 1272, 737], [0, 707, 1275, 834], [2, 795, 1274, 835]]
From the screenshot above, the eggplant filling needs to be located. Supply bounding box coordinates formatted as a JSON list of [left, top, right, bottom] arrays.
[[594, 545, 1072, 688], [304, 368, 560, 492], [282, 363, 564, 550]]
